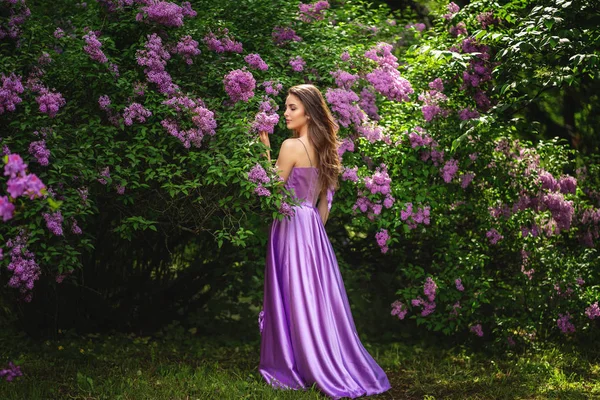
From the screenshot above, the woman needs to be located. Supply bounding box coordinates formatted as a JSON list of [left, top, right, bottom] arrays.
[[257, 84, 391, 399]]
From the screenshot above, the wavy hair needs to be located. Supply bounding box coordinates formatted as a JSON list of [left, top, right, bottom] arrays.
[[287, 84, 341, 193]]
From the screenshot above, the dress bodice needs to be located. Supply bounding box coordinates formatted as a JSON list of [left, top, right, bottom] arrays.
[[285, 167, 320, 207]]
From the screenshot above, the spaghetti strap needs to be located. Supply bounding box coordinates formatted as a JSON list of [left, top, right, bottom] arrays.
[[296, 138, 313, 167]]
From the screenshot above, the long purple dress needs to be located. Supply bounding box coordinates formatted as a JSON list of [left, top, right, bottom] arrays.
[[258, 160, 391, 398]]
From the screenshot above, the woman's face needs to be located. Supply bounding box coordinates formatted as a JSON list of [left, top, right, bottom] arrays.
[[284, 94, 309, 132]]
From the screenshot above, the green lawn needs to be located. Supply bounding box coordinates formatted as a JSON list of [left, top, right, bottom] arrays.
[[1, 328, 599, 399]]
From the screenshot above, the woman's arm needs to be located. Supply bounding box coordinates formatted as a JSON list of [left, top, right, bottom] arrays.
[[317, 187, 333, 225]]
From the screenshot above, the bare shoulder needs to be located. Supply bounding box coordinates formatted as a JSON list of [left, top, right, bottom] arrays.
[[280, 138, 302, 149]]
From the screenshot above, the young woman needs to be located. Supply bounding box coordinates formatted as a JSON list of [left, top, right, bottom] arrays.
[[257, 84, 391, 399]]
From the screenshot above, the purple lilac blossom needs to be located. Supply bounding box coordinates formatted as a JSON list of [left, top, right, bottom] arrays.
[[390, 300, 407, 319], [244, 53, 269, 71], [358, 87, 380, 121], [136, 33, 179, 95], [289, 56, 306, 72], [137, 1, 196, 28], [123, 102, 152, 125], [272, 26, 302, 46], [486, 228, 503, 244], [557, 313, 575, 334], [585, 302, 600, 319], [35, 88, 66, 118], [470, 324, 483, 337], [0, 362, 23, 382], [43, 211, 64, 236], [262, 80, 283, 96], [298, 1, 329, 22], [28, 140, 50, 166], [0, 73, 24, 114], [441, 159, 458, 183], [0, 196, 15, 221], [375, 229, 389, 253], [223, 69, 256, 103], [325, 88, 366, 128], [83, 31, 108, 63], [5, 233, 40, 302], [330, 69, 359, 89], [173, 35, 201, 65], [455, 278, 464, 291]]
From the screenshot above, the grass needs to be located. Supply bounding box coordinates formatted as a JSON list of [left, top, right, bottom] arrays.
[[1, 327, 599, 399]]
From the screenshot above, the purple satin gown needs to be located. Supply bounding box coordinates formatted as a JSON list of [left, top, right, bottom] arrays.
[[258, 164, 391, 399]]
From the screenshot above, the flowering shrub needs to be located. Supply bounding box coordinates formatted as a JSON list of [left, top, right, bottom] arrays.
[[0, 0, 598, 349]]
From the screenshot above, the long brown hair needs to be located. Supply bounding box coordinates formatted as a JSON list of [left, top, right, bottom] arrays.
[[287, 84, 341, 193]]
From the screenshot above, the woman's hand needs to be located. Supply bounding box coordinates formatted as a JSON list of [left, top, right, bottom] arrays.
[[258, 131, 271, 163], [258, 130, 270, 148]]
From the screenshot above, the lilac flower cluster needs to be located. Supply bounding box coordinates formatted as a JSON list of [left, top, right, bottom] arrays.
[[28, 140, 50, 166], [43, 211, 64, 236], [272, 26, 302, 46], [223, 68, 256, 103], [123, 102, 152, 126], [375, 229, 389, 253], [0, 362, 22, 382], [455, 278, 464, 291], [365, 43, 413, 102], [35, 88, 66, 118], [390, 300, 407, 319], [340, 51, 350, 61], [325, 88, 366, 128], [357, 122, 383, 143], [477, 11, 500, 29], [53, 27, 65, 39], [0, 195, 14, 221], [352, 190, 395, 220], [363, 165, 391, 195], [83, 30, 108, 63], [486, 228, 503, 244], [98, 95, 111, 110], [298, 0, 329, 23], [4, 154, 46, 204], [341, 165, 358, 182], [539, 170, 578, 194], [557, 313, 575, 334], [470, 324, 484, 337], [405, 23, 426, 32], [251, 98, 280, 134], [289, 56, 306, 72], [400, 202, 431, 230], [136, 33, 179, 95], [137, 1, 196, 28], [262, 80, 283, 96], [258, 310, 264, 334], [412, 277, 437, 316], [418, 83, 449, 122], [338, 138, 355, 159], [449, 22, 468, 37], [358, 87, 379, 121], [161, 96, 217, 148], [6, 233, 40, 302], [245, 53, 269, 71], [585, 302, 600, 319], [98, 166, 110, 185], [247, 163, 272, 196], [458, 108, 480, 120], [441, 159, 459, 183], [173, 35, 201, 65], [330, 69, 359, 89], [71, 218, 83, 234], [279, 201, 295, 217], [407, 127, 446, 167], [0, 0, 31, 40], [542, 192, 574, 232], [38, 51, 52, 65], [442, 2, 460, 20], [202, 28, 243, 53], [517, 250, 533, 279], [460, 172, 475, 188], [1, 73, 24, 114]]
